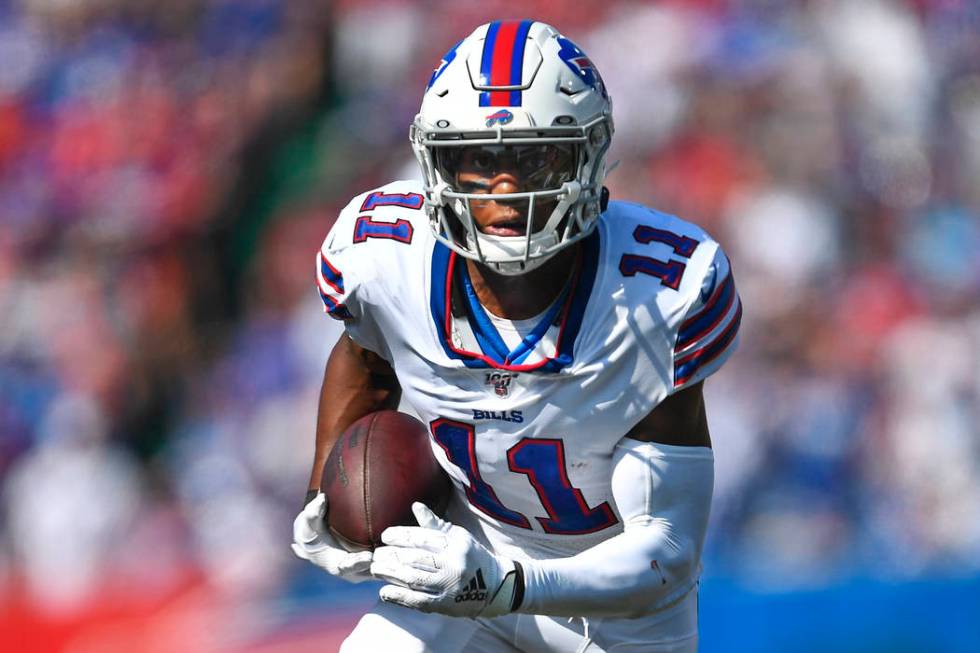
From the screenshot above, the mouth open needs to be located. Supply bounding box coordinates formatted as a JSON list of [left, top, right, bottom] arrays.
[[483, 219, 526, 237]]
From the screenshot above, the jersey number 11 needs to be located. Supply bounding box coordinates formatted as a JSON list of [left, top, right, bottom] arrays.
[[431, 418, 618, 535]]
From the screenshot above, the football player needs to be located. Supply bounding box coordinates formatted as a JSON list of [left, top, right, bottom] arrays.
[[292, 20, 741, 652]]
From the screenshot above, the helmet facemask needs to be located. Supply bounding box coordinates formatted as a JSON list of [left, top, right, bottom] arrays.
[[412, 119, 612, 276]]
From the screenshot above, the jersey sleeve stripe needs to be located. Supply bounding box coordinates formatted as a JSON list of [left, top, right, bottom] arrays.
[[673, 301, 741, 387], [675, 293, 741, 363], [315, 252, 351, 320], [317, 285, 339, 310], [317, 252, 345, 295], [676, 273, 734, 349], [316, 286, 353, 320]]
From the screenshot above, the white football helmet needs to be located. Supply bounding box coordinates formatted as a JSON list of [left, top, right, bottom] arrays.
[[411, 20, 614, 275]]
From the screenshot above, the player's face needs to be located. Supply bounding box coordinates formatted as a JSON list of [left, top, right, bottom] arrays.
[[441, 144, 576, 237]]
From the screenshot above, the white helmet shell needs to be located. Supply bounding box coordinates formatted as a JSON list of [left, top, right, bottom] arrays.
[[411, 20, 614, 275]]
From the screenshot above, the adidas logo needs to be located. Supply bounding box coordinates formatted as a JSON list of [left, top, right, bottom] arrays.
[[454, 569, 488, 603]]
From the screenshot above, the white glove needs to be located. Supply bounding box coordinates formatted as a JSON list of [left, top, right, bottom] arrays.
[[370, 502, 521, 618], [291, 492, 374, 583]]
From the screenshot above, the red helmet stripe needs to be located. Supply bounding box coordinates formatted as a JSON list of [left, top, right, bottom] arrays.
[[489, 21, 520, 105]]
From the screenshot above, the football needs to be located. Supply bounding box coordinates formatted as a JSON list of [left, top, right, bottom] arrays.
[[320, 410, 452, 551]]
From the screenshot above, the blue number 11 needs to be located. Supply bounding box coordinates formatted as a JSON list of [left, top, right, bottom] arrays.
[[431, 419, 618, 535]]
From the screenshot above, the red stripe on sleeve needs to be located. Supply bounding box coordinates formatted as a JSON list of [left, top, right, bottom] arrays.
[[680, 273, 732, 332], [674, 302, 742, 368]]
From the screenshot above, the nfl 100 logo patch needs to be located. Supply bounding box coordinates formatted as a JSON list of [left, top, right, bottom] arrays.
[[485, 371, 517, 397]]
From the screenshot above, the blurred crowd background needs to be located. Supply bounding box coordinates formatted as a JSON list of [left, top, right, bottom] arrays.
[[1, 0, 978, 651]]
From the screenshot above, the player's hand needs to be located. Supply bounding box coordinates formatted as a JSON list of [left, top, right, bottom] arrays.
[[291, 492, 374, 583], [371, 502, 520, 618]]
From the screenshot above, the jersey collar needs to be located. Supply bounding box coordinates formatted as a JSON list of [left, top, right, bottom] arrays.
[[429, 231, 600, 371]]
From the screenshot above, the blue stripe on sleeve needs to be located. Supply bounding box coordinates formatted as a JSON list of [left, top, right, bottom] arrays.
[[674, 303, 741, 385], [319, 256, 345, 294], [676, 274, 734, 349]]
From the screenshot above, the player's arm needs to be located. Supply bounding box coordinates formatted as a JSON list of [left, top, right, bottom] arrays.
[[512, 381, 713, 617], [292, 335, 401, 582], [306, 333, 401, 497], [294, 202, 403, 580], [627, 379, 710, 446]]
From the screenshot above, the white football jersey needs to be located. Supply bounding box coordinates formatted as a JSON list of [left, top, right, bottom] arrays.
[[316, 180, 741, 561]]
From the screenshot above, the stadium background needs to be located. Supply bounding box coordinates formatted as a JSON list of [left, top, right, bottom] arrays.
[[1, 0, 978, 651]]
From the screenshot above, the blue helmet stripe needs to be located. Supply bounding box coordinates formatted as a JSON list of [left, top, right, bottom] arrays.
[[508, 20, 533, 106], [479, 21, 501, 107]]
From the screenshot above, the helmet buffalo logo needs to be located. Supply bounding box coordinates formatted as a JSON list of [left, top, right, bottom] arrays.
[[427, 40, 461, 90], [485, 110, 514, 127], [556, 36, 608, 100]]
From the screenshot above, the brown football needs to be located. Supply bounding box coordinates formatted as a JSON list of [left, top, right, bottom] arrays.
[[320, 410, 452, 551]]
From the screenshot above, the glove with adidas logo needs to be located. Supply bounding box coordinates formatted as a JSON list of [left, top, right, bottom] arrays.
[[370, 502, 524, 618]]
